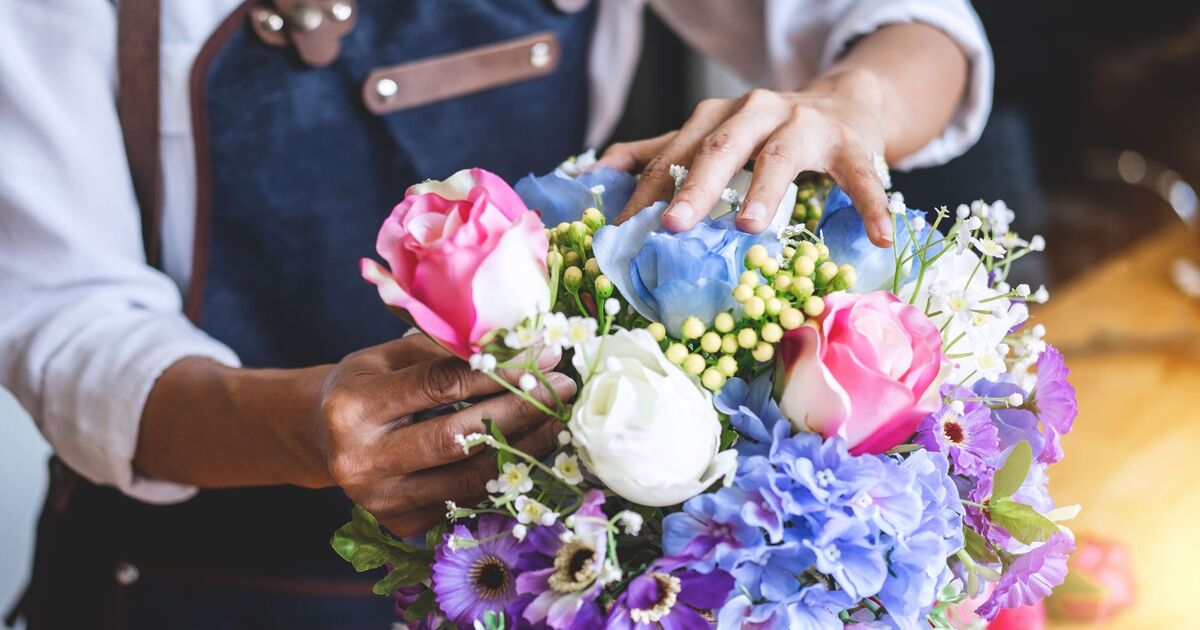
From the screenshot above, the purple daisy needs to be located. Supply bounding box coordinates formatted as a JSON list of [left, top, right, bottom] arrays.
[[517, 490, 610, 629], [430, 514, 541, 627], [976, 531, 1074, 620], [915, 386, 999, 478], [1028, 345, 1077, 464], [604, 559, 735, 630]]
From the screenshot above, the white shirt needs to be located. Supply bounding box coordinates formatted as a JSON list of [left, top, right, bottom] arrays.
[[0, 0, 991, 503]]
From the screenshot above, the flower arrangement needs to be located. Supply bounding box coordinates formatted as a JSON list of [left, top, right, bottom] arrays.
[[342, 152, 1079, 629]]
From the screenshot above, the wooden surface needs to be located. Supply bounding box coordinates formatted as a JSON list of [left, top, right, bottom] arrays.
[[1037, 227, 1200, 629]]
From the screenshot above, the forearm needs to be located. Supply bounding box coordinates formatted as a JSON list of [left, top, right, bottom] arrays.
[[815, 22, 969, 163], [136, 357, 333, 489]]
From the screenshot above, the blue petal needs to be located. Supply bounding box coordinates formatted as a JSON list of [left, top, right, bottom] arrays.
[[514, 171, 594, 227], [593, 201, 669, 322], [653, 277, 739, 337], [576, 167, 636, 222], [816, 186, 939, 292]]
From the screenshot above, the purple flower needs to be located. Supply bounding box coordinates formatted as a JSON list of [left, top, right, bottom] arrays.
[[976, 532, 1075, 620], [391, 584, 443, 630], [517, 490, 609, 629], [916, 386, 1000, 477], [663, 488, 766, 571], [1028, 346, 1077, 464], [430, 514, 542, 627], [604, 559, 735, 630]]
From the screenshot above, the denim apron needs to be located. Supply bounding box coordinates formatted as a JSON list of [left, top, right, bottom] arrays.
[[14, 1, 594, 627]]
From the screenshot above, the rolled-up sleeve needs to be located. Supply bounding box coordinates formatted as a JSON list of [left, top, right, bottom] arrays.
[[649, 0, 993, 170], [0, 2, 237, 503]]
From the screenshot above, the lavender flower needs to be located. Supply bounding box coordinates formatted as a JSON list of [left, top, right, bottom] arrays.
[[915, 386, 1000, 477], [517, 490, 610, 629], [603, 559, 735, 629], [1028, 346, 1077, 463], [430, 515, 541, 627], [976, 532, 1075, 620]]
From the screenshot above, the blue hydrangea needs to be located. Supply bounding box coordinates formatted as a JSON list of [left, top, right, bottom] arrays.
[[817, 186, 940, 292], [714, 373, 788, 457], [514, 165, 635, 226], [664, 429, 965, 629]]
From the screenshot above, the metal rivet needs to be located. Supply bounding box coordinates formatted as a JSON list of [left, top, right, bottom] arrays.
[[256, 8, 284, 33], [289, 2, 324, 32], [114, 562, 140, 586], [529, 42, 552, 68], [375, 78, 398, 100], [329, 1, 353, 22]]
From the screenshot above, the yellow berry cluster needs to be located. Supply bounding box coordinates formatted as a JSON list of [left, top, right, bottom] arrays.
[[792, 176, 834, 233], [546, 208, 618, 320], [649, 239, 857, 392]]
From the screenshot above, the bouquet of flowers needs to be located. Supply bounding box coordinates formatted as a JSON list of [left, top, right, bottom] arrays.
[[340, 151, 1079, 629]]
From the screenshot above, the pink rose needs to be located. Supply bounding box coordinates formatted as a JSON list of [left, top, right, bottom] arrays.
[[1047, 536, 1135, 623], [775, 291, 945, 454], [361, 168, 550, 358]]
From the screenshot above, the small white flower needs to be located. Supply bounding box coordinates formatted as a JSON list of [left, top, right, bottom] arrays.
[[997, 232, 1027, 250], [1007, 393, 1025, 407], [1015, 283, 1031, 297], [556, 430, 572, 446], [966, 216, 983, 230], [956, 203, 970, 219], [1033, 285, 1050, 304], [1032, 323, 1047, 338], [564, 515, 577, 529], [949, 400, 966, 415], [976, 349, 1008, 381], [469, 353, 497, 373], [566, 316, 598, 346], [552, 452, 584, 486], [558, 530, 575, 543], [487, 462, 534, 497], [887, 192, 907, 215], [669, 164, 689, 189], [941, 290, 976, 323], [1030, 235, 1046, 251], [873, 153, 892, 190], [720, 187, 739, 204], [589, 184, 606, 196], [954, 222, 974, 253], [997, 342, 1010, 356], [911, 215, 927, 231], [615, 510, 644, 535], [973, 238, 1007, 259], [505, 324, 541, 350], [447, 535, 468, 552], [599, 559, 623, 585], [445, 501, 459, 519], [519, 373, 538, 392], [511, 524, 528, 541], [604, 298, 620, 316], [514, 495, 558, 526], [454, 432, 487, 454], [542, 312, 571, 349], [995, 281, 1011, 293]]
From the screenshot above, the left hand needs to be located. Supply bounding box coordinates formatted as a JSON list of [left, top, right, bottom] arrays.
[[597, 69, 894, 247]]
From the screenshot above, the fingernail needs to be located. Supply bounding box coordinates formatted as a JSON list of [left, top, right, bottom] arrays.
[[739, 201, 768, 224], [535, 346, 562, 370], [664, 201, 695, 223], [547, 372, 578, 396], [874, 218, 894, 245]]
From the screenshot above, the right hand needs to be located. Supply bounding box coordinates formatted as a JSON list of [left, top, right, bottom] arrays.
[[315, 334, 576, 536]]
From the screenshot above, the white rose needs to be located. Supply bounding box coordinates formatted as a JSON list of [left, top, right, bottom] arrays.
[[567, 329, 737, 507]]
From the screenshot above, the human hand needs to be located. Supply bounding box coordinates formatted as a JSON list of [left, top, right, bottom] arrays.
[[597, 69, 893, 246], [316, 334, 576, 536]]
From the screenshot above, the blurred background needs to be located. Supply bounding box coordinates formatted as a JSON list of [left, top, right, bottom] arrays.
[[3, 1, 1199, 626]]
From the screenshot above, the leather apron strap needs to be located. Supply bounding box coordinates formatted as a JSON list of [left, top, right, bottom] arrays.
[[116, 0, 163, 268]]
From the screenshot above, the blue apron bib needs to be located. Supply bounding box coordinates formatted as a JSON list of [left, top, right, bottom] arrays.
[[21, 2, 595, 627]]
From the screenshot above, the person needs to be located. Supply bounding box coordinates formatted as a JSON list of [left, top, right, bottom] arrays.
[[0, 0, 991, 626]]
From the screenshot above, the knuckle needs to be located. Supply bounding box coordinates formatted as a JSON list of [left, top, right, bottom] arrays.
[[432, 417, 474, 461], [743, 88, 780, 109], [641, 154, 673, 183], [692, 98, 723, 117], [320, 387, 362, 431], [700, 131, 739, 158], [758, 140, 794, 166], [602, 141, 630, 157], [420, 360, 466, 406], [328, 452, 366, 486], [788, 103, 823, 127]]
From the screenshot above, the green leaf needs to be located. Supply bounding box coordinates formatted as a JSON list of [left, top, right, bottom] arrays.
[[404, 589, 437, 623], [425, 521, 447, 551], [372, 561, 429, 596], [487, 418, 514, 469], [963, 526, 998, 564], [330, 505, 424, 572], [991, 440, 1032, 500], [988, 497, 1059, 545]]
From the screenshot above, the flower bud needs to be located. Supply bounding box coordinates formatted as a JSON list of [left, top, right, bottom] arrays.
[[737, 328, 758, 349], [745, 244, 770, 269], [556, 222, 571, 236], [583, 235, 593, 249], [743, 297, 766, 320], [792, 202, 808, 222], [752, 341, 774, 362], [732, 284, 754, 302], [779, 307, 804, 330], [594, 275, 614, 299], [816, 261, 839, 287], [714, 311, 735, 333], [739, 270, 760, 287], [760, 259, 780, 277], [547, 249, 565, 271], [791, 276, 815, 300], [782, 246, 796, 259], [792, 255, 816, 278], [665, 343, 689, 365], [564, 250, 582, 267], [569, 221, 588, 243], [680, 316, 705, 340], [803, 295, 826, 317], [584, 257, 601, 278], [772, 273, 793, 292], [717, 355, 738, 377], [815, 243, 830, 262], [831, 264, 857, 291], [765, 297, 783, 316], [582, 207, 605, 231], [755, 285, 776, 301], [701, 368, 725, 391], [700, 331, 722, 354], [721, 334, 739, 354], [682, 353, 706, 375], [563, 266, 583, 291], [647, 322, 667, 342], [761, 322, 783, 343], [1007, 393, 1024, 407], [796, 241, 819, 261]]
